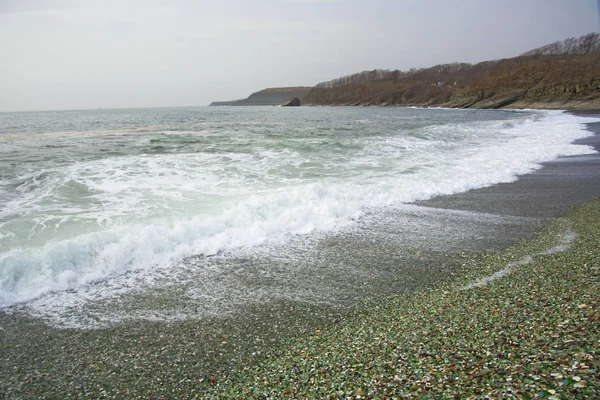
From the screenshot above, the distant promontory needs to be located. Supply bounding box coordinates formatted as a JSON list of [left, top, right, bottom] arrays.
[[209, 87, 312, 107]]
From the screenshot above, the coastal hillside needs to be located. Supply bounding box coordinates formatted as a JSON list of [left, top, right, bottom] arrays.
[[210, 87, 312, 106], [303, 33, 600, 109]]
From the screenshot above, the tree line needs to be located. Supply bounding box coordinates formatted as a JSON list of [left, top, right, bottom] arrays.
[[314, 63, 473, 89], [313, 33, 600, 92], [520, 32, 600, 57]]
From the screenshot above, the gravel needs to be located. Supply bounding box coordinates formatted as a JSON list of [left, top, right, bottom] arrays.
[[202, 200, 600, 399], [2, 200, 599, 398]]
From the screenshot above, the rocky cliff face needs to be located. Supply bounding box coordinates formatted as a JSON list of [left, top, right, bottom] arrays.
[[444, 58, 600, 109], [281, 97, 301, 107]]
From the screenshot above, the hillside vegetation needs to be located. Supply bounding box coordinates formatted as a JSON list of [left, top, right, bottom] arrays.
[[304, 33, 600, 109]]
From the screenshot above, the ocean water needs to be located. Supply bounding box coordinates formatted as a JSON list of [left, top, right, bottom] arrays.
[[0, 106, 597, 328]]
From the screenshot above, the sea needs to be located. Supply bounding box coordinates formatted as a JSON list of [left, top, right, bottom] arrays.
[[0, 106, 597, 329]]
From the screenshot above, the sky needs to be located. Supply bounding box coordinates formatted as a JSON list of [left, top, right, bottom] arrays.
[[0, 0, 598, 111]]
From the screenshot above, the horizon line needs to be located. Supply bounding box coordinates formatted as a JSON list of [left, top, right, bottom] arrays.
[[0, 104, 214, 113]]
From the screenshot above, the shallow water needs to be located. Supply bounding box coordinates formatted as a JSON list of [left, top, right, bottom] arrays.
[[0, 106, 597, 328]]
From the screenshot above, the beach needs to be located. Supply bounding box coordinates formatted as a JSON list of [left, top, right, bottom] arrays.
[[420, 118, 600, 218], [1, 110, 599, 398]]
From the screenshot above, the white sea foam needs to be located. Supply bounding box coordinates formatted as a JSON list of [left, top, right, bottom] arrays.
[[0, 109, 598, 316], [463, 228, 577, 289]]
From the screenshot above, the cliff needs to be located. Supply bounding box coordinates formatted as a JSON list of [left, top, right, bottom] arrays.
[[445, 57, 600, 109], [210, 87, 312, 106]]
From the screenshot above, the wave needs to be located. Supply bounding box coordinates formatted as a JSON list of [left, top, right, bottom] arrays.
[[0, 110, 598, 309]]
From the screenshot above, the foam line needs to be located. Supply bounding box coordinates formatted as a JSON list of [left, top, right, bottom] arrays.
[[462, 228, 576, 290]]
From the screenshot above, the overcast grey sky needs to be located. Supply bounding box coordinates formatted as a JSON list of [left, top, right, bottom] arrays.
[[0, 0, 598, 111]]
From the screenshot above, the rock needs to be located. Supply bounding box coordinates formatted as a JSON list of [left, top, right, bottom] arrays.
[[281, 97, 301, 107]]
